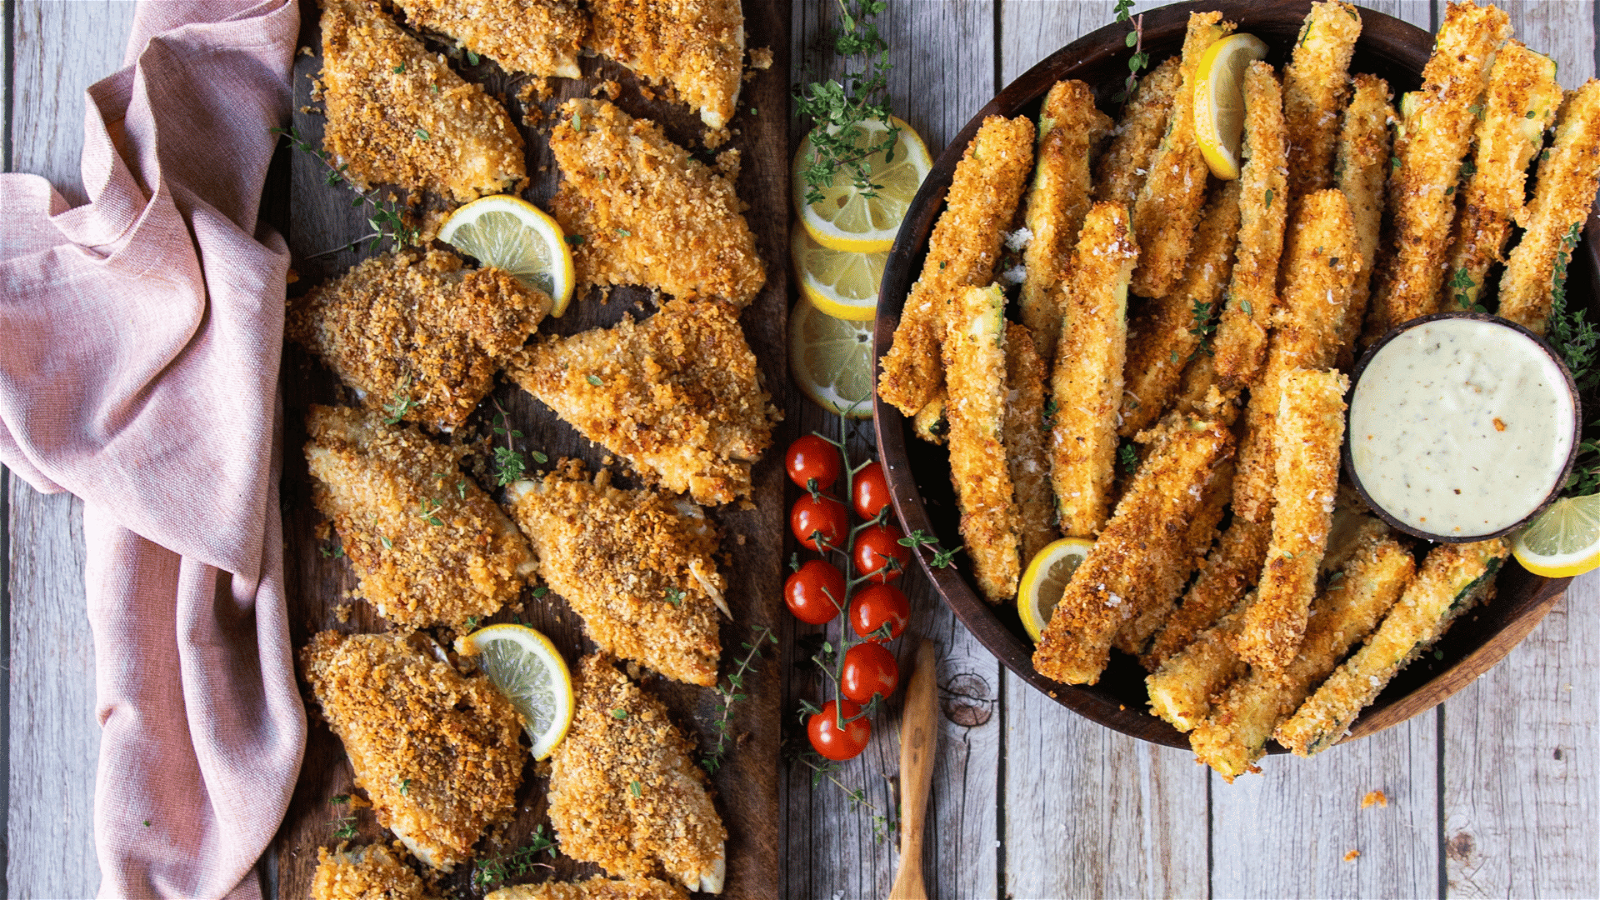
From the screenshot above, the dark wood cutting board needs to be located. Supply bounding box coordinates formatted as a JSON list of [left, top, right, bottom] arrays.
[[271, 2, 790, 897]]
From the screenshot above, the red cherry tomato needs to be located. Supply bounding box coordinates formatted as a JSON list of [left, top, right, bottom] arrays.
[[850, 583, 910, 642], [840, 642, 900, 705], [784, 560, 847, 625], [852, 460, 892, 520], [791, 493, 848, 552], [807, 699, 871, 761], [786, 435, 841, 492], [853, 522, 910, 583]]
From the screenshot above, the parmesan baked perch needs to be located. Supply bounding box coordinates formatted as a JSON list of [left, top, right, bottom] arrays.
[[1094, 56, 1181, 213], [312, 843, 435, 900], [588, 0, 744, 130], [392, 0, 587, 79], [1281, 1, 1362, 201], [487, 878, 688, 900]]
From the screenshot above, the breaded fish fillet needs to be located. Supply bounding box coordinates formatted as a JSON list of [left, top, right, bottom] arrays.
[[507, 461, 723, 686], [303, 631, 525, 871], [1094, 56, 1181, 212], [305, 405, 536, 630], [550, 100, 764, 306], [392, 0, 587, 79], [550, 655, 726, 894], [313, 843, 436, 900], [509, 298, 778, 505], [288, 249, 550, 432], [589, 0, 744, 129], [319, 0, 526, 202], [1282, 1, 1362, 200], [487, 877, 687, 900]]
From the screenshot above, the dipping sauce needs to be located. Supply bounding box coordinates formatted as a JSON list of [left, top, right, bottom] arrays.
[[1348, 316, 1577, 538]]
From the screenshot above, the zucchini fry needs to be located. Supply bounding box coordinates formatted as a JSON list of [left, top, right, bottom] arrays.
[[1498, 79, 1600, 333], [1236, 368, 1349, 671], [1211, 62, 1290, 389], [1282, 1, 1362, 200], [1130, 12, 1235, 299], [1143, 517, 1271, 670], [1364, 1, 1511, 340], [1146, 597, 1250, 733], [879, 116, 1035, 421], [1095, 56, 1182, 212], [1276, 539, 1509, 756], [1022, 81, 1114, 365], [1441, 42, 1563, 313], [945, 285, 1023, 602], [1332, 74, 1397, 368], [1050, 203, 1137, 537], [1005, 323, 1060, 566]]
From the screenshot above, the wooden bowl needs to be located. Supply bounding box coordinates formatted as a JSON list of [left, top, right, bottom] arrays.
[[872, 0, 1597, 750]]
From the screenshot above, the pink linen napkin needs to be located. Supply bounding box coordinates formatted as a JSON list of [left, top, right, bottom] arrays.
[[0, 1, 304, 897]]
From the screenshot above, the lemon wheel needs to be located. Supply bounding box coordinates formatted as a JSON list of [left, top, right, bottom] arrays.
[[789, 295, 875, 419], [793, 116, 932, 253], [790, 226, 888, 322], [438, 195, 577, 316], [1018, 538, 1095, 643], [455, 623, 575, 760], [1512, 494, 1600, 577], [1192, 33, 1269, 181]]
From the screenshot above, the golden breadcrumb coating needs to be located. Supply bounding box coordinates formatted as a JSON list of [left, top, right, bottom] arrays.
[[1143, 517, 1270, 670], [1004, 322, 1060, 566], [488, 877, 688, 900], [305, 405, 536, 630], [319, 0, 526, 202], [944, 286, 1022, 603], [1364, 1, 1511, 340], [1146, 597, 1250, 733], [1050, 202, 1136, 538], [507, 462, 722, 686], [302, 631, 524, 872], [313, 843, 436, 900], [393, 0, 586, 79], [549, 655, 726, 893], [1282, 1, 1362, 200], [288, 249, 550, 432], [1021, 80, 1113, 365], [1094, 56, 1181, 212], [1332, 74, 1397, 368], [588, 0, 744, 129], [1276, 539, 1508, 756], [509, 298, 778, 505], [549, 100, 764, 306], [1498, 79, 1600, 333], [1130, 12, 1234, 300], [1033, 412, 1235, 685], [879, 116, 1035, 420]]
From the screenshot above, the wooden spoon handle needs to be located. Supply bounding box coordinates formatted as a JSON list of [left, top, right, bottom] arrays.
[[887, 639, 938, 900]]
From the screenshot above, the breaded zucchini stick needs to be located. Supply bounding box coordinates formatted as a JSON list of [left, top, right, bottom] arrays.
[[313, 843, 435, 900], [1094, 56, 1181, 212], [1235, 368, 1349, 670], [488, 878, 687, 900], [1034, 411, 1235, 685], [1050, 203, 1137, 537], [1498, 79, 1600, 333], [1211, 62, 1289, 389], [1130, 12, 1235, 299], [1191, 535, 1414, 780], [1364, 1, 1511, 340], [1143, 517, 1271, 670], [1146, 597, 1250, 733], [1004, 322, 1060, 565], [1021, 80, 1114, 364], [1442, 43, 1563, 313], [1232, 190, 1358, 522], [392, 0, 586, 79], [944, 285, 1023, 603], [1120, 180, 1242, 438], [588, 0, 743, 130], [880, 116, 1035, 421], [1332, 74, 1397, 368], [1276, 539, 1509, 756], [1282, 1, 1362, 200]]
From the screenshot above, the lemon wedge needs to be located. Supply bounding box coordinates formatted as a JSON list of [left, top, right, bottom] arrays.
[[793, 115, 932, 253], [456, 623, 575, 760], [1511, 494, 1600, 577], [1018, 537, 1095, 642], [1192, 33, 1269, 181], [790, 226, 888, 322], [438, 195, 576, 316], [789, 295, 875, 418]]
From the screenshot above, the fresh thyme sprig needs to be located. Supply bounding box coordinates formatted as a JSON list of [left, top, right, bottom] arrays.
[[898, 528, 958, 569], [794, 0, 898, 206], [1546, 221, 1599, 498], [489, 399, 548, 486], [1112, 0, 1150, 104], [328, 794, 358, 839], [470, 826, 558, 889], [270, 126, 418, 250], [702, 626, 778, 774], [791, 748, 898, 842], [381, 374, 417, 425]]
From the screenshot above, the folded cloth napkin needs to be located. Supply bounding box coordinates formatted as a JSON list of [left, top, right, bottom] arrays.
[[0, 1, 304, 897]]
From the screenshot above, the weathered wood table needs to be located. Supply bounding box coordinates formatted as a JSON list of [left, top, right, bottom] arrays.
[[5, 1, 1596, 897]]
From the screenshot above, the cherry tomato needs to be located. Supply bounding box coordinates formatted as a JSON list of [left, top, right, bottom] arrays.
[[784, 560, 847, 625], [807, 699, 871, 761], [850, 583, 910, 642], [853, 522, 910, 583], [852, 460, 892, 521], [786, 435, 841, 492], [840, 641, 900, 705], [791, 493, 848, 552]]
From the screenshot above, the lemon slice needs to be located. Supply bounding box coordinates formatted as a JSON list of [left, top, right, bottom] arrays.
[[790, 295, 874, 419], [1192, 33, 1269, 181], [1018, 537, 1095, 643], [790, 226, 888, 322], [455, 623, 574, 760], [438, 195, 577, 317], [793, 115, 932, 253], [1511, 494, 1600, 577]]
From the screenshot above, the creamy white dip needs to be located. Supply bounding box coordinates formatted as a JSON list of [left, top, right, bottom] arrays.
[[1348, 317, 1576, 537]]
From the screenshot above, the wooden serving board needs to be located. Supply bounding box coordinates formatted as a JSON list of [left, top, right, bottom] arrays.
[[271, 2, 790, 897]]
